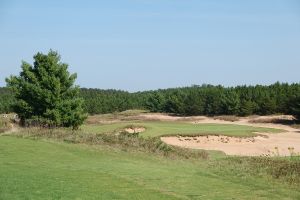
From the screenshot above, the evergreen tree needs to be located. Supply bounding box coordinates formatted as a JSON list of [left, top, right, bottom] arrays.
[[290, 95, 300, 120], [239, 100, 257, 116], [258, 96, 277, 115], [221, 90, 240, 115], [183, 90, 205, 115], [6, 50, 86, 129], [204, 88, 223, 115], [164, 92, 185, 114], [146, 92, 165, 112]]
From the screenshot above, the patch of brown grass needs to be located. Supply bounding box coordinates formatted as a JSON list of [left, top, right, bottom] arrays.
[[213, 115, 240, 122], [249, 118, 297, 125], [85, 110, 149, 125], [0, 117, 11, 133]]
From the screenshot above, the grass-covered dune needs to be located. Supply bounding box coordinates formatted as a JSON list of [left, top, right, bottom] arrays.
[[0, 113, 298, 199], [82, 121, 283, 138], [0, 136, 300, 199]]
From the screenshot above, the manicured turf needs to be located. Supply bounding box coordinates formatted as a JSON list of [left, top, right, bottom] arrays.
[[82, 121, 283, 138], [0, 136, 299, 199]]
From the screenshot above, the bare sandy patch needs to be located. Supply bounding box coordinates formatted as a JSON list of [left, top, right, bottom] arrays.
[[124, 127, 146, 134], [191, 115, 297, 132], [161, 132, 300, 156]]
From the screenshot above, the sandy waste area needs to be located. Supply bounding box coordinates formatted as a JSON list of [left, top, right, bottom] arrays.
[[141, 114, 300, 156]]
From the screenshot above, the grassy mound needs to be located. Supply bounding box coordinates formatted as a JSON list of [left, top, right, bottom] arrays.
[[0, 136, 299, 199]]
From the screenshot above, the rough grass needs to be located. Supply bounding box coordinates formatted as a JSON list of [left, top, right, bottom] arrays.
[[212, 156, 300, 186], [0, 118, 11, 133], [82, 121, 283, 138], [0, 113, 296, 199], [86, 109, 148, 124], [248, 117, 297, 125], [0, 136, 299, 199], [213, 115, 240, 122], [9, 127, 208, 160], [249, 117, 300, 130]]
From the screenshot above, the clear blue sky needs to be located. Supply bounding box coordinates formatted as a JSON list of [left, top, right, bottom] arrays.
[[0, 0, 299, 91]]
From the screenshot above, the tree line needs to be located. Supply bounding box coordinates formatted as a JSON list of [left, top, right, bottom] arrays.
[[140, 83, 300, 117], [4, 50, 298, 129], [2, 82, 300, 119]]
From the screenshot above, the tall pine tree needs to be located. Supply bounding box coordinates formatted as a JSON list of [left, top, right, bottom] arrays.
[[6, 50, 87, 129]]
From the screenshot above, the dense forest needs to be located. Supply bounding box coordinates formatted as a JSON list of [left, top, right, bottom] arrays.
[[1, 82, 300, 118]]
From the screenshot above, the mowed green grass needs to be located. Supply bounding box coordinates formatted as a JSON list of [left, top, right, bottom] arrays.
[[82, 121, 283, 138], [0, 136, 299, 199]]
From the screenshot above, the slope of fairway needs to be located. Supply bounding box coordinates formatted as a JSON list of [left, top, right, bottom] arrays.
[[82, 121, 282, 138], [0, 136, 299, 199]]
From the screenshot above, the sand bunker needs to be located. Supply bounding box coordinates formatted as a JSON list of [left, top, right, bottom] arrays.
[[161, 132, 300, 156], [157, 115, 300, 156]]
